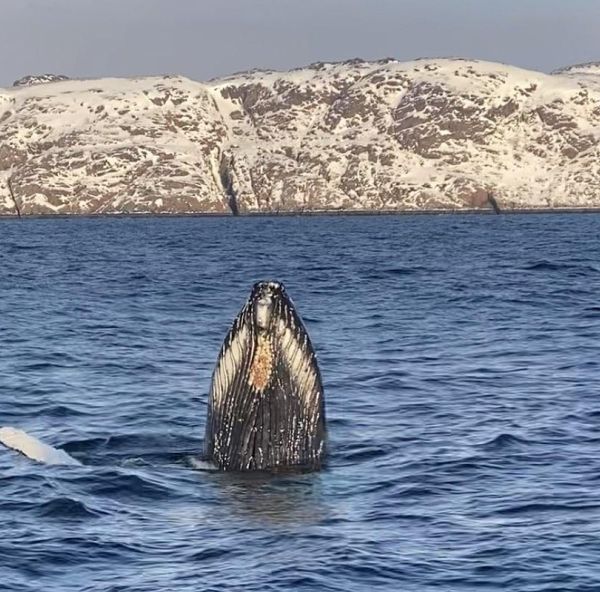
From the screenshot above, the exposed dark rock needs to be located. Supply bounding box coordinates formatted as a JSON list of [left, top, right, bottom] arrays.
[[13, 74, 70, 87]]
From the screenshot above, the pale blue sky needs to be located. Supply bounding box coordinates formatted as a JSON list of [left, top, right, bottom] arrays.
[[1, 0, 599, 86]]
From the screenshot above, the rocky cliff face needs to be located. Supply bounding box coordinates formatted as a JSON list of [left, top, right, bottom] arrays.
[[1, 58, 599, 215]]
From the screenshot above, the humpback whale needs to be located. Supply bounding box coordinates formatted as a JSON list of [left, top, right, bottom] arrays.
[[0, 282, 326, 471], [204, 281, 326, 472]]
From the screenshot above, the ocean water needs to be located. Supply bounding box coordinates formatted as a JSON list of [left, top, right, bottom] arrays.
[[1, 213, 599, 592]]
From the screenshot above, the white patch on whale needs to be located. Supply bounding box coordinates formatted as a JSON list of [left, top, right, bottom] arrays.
[[211, 320, 251, 408], [277, 312, 320, 412]]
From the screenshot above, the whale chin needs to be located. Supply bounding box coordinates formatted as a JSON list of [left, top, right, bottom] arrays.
[[204, 281, 326, 472]]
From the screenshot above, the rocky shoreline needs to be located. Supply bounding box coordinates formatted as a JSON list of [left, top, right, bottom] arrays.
[[2, 207, 600, 220]]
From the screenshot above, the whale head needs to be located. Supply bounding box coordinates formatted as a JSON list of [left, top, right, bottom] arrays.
[[204, 281, 326, 472]]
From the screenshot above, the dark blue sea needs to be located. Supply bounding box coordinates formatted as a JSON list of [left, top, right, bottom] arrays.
[[1, 214, 600, 591]]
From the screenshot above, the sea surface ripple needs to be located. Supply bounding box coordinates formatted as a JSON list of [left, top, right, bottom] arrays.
[[1, 214, 599, 591]]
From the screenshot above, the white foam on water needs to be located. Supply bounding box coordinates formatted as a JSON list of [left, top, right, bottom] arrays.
[[187, 455, 216, 471], [0, 426, 81, 466]]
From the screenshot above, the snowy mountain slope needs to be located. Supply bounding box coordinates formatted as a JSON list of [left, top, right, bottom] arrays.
[[1, 58, 599, 215], [0, 76, 229, 214]]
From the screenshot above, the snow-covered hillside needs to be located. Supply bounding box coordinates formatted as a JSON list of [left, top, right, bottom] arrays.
[[1, 58, 599, 215]]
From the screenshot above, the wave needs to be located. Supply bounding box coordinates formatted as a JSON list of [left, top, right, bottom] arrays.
[[338, 445, 389, 463], [523, 260, 599, 274], [476, 433, 532, 450], [81, 471, 175, 501], [365, 265, 440, 279], [61, 432, 202, 465], [495, 501, 600, 515], [36, 497, 104, 520]]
